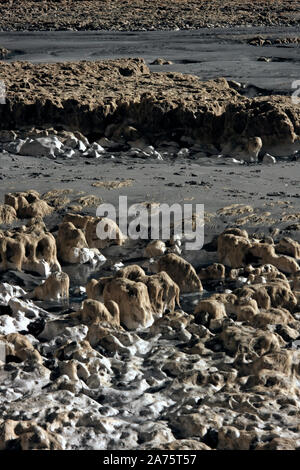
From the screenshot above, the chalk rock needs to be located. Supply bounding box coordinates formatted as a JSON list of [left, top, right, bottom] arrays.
[[236, 280, 297, 311], [276, 237, 300, 259], [0, 314, 30, 335], [124, 269, 180, 316], [8, 297, 47, 320], [88, 265, 180, 321], [63, 213, 93, 230], [78, 140, 87, 152], [194, 299, 227, 326]]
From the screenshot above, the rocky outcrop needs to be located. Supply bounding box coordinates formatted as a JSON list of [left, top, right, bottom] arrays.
[[57, 222, 90, 264], [218, 228, 300, 273], [137, 271, 180, 315], [154, 253, 203, 293], [0, 207, 300, 450], [76, 299, 120, 327], [198, 263, 226, 281], [194, 299, 227, 327], [0, 333, 43, 364], [56, 221, 105, 265], [0, 420, 63, 450], [0, 220, 60, 275], [5, 191, 53, 219], [102, 277, 154, 329], [276, 237, 300, 259], [60, 214, 126, 257], [85, 217, 126, 250], [235, 280, 297, 311], [195, 270, 299, 328], [86, 265, 180, 329], [31, 272, 70, 301], [0, 60, 299, 155]]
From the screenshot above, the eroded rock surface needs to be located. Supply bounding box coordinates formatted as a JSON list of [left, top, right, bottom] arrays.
[[0, 219, 60, 275], [86, 265, 180, 329], [0, 188, 300, 451], [0, 60, 299, 156], [5, 190, 53, 219], [0, 1, 297, 31]]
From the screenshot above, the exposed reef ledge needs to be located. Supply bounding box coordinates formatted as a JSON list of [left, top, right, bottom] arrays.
[[0, 58, 299, 157]]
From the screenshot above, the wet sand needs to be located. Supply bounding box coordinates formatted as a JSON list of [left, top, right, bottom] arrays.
[[1, 151, 299, 244]]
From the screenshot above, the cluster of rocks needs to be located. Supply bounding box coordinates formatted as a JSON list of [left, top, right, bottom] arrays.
[[0, 128, 293, 164], [1, 131, 106, 160], [0, 0, 298, 31], [0, 59, 299, 159], [247, 36, 300, 47], [0, 190, 300, 449]]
